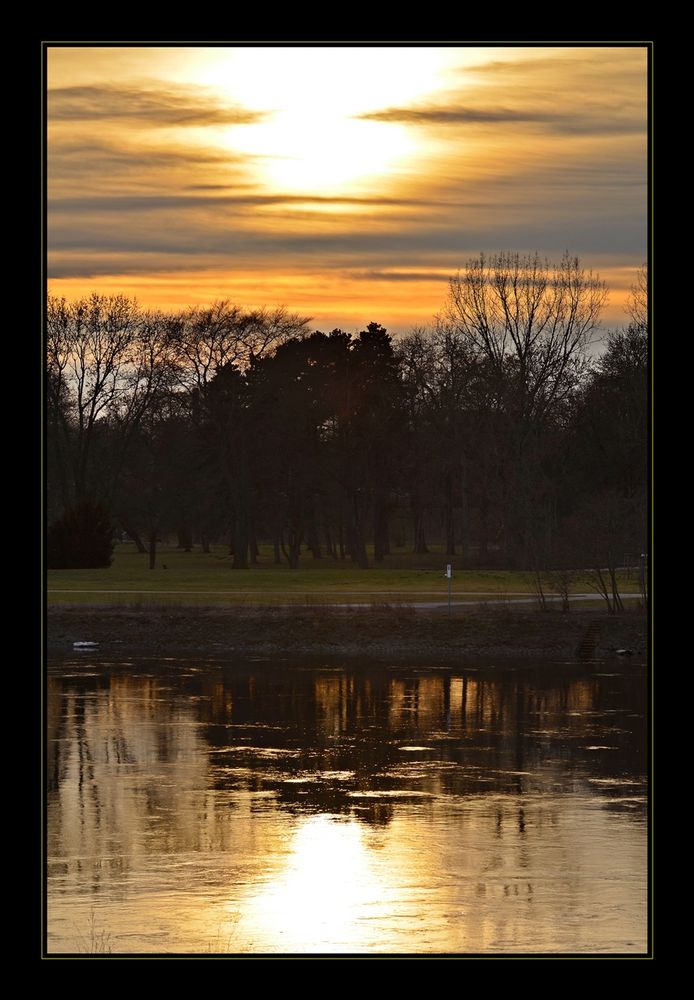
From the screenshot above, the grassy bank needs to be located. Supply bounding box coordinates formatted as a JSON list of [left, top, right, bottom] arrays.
[[47, 602, 647, 660], [47, 542, 642, 606]]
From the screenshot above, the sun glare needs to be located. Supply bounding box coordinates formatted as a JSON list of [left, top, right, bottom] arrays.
[[228, 113, 415, 194], [198, 47, 454, 195]]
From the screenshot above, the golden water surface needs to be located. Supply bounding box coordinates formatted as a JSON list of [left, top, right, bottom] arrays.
[[47, 659, 647, 955]]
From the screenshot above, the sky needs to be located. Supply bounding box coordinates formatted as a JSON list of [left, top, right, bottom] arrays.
[[47, 45, 648, 335]]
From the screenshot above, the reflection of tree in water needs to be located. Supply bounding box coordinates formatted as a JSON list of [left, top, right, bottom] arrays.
[[198, 664, 646, 809], [48, 662, 647, 854], [48, 672, 215, 889]]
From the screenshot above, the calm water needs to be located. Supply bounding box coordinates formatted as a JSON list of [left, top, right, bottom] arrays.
[[47, 656, 648, 955]]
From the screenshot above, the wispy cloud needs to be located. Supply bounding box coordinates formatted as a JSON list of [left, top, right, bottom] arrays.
[[48, 192, 463, 214], [349, 270, 451, 283], [49, 137, 240, 165], [48, 82, 262, 126], [362, 49, 645, 137], [48, 207, 645, 266], [462, 51, 646, 77], [360, 103, 642, 135]]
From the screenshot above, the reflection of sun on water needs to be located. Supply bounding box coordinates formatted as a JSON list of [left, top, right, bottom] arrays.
[[247, 814, 390, 953]]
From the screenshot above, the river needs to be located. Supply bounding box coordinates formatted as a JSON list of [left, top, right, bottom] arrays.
[[47, 656, 648, 955]]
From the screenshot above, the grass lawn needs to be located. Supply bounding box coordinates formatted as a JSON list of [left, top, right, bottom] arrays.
[[46, 542, 642, 606]]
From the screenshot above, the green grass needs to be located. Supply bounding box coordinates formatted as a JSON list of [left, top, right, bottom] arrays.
[[47, 542, 642, 606]]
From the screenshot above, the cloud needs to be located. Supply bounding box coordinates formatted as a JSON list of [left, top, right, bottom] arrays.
[[349, 270, 451, 283], [48, 138, 241, 177], [361, 49, 646, 138], [47, 50, 647, 295], [48, 192, 452, 215], [462, 50, 646, 77], [47, 136, 256, 198], [48, 82, 262, 126], [47, 255, 202, 279], [360, 103, 643, 135], [48, 140, 646, 282], [48, 207, 646, 268], [470, 49, 647, 80]]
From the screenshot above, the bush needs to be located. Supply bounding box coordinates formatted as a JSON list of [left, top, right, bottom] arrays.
[[47, 501, 114, 569]]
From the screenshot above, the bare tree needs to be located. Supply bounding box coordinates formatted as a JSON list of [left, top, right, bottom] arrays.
[[170, 302, 310, 392], [545, 568, 580, 612], [105, 310, 177, 501], [443, 252, 607, 424], [47, 293, 146, 506], [626, 263, 648, 335], [439, 253, 607, 566]]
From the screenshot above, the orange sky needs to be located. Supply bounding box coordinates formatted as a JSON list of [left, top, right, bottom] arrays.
[[47, 45, 648, 335]]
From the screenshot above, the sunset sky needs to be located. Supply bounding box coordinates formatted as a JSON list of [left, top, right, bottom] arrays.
[[47, 45, 648, 335]]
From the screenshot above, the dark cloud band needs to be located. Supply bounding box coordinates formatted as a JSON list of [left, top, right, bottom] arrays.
[[359, 104, 643, 135], [49, 83, 262, 126]]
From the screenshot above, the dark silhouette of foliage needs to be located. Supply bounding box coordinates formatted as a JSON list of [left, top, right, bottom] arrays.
[[47, 501, 115, 569], [46, 262, 648, 589]]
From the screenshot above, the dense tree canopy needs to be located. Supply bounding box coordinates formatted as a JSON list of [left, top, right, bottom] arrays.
[[46, 259, 648, 585]]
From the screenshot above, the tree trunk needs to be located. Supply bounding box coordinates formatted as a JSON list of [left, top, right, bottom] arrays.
[[324, 526, 337, 561], [176, 527, 192, 551], [346, 496, 369, 569], [249, 522, 259, 566], [459, 457, 471, 568], [121, 520, 146, 554], [233, 512, 249, 569], [231, 457, 250, 568], [201, 533, 210, 554], [533, 569, 548, 610], [374, 499, 389, 563], [281, 526, 302, 570], [307, 523, 322, 559], [148, 528, 157, 570], [478, 498, 490, 568], [445, 471, 456, 556], [609, 566, 624, 612], [412, 498, 429, 554], [588, 567, 613, 613]]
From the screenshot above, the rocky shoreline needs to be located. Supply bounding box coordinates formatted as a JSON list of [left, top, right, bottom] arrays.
[[47, 604, 648, 661]]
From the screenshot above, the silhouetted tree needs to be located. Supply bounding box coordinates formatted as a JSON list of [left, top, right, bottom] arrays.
[[46, 295, 174, 509], [439, 253, 606, 566], [396, 330, 437, 555], [169, 303, 310, 568], [46, 264, 646, 579]]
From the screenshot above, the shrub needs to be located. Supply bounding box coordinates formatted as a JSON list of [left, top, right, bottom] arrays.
[[47, 501, 114, 569]]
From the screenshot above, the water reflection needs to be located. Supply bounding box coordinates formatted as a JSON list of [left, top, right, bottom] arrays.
[[47, 660, 647, 954]]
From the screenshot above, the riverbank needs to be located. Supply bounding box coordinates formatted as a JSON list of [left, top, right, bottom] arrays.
[[47, 604, 647, 660]]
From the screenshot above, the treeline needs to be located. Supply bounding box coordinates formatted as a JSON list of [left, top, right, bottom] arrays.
[[46, 253, 648, 592]]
